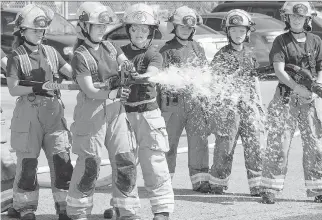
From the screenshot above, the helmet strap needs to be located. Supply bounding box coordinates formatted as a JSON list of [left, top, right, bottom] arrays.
[[82, 23, 100, 45], [129, 27, 155, 50], [290, 29, 304, 34]]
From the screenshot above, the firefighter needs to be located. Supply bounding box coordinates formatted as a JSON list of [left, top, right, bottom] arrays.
[[6, 4, 74, 220], [1, 48, 19, 218], [159, 6, 210, 193], [65, 2, 140, 220], [260, 2, 322, 204], [120, 3, 174, 220], [208, 9, 266, 196]]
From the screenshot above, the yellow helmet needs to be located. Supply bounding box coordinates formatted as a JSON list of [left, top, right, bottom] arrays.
[[11, 4, 54, 36], [76, 2, 118, 25], [222, 9, 255, 31], [168, 6, 202, 28], [123, 3, 159, 26], [280, 2, 317, 18]]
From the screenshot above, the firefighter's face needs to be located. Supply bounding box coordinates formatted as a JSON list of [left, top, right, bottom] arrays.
[[289, 14, 306, 31], [175, 25, 194, 39], [229, 26, 247, 44], [89, 23, 108, 42], [129, 24, 150, 46], [23, 28, 45, 45]]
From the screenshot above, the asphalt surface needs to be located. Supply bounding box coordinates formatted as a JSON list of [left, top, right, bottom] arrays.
[[1, 80, 322, 220]]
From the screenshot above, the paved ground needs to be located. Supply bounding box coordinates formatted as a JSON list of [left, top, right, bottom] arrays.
[[1, 80, 322, 220]]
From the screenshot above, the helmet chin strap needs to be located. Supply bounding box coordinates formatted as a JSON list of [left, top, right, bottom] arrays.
[[82, 24, 100, 45], [228, 36, 242, 45], [130, 29, 155, 50], [21, 29, 45, 46], [290, 29, 305, 34]]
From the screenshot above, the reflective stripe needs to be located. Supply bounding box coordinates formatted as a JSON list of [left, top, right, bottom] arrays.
[[125, 97, 157, 107], [209, 175, 229, 186], [66, 195, 93, 208], [42, 45, 58, 74], [102, 40, 117, 60], [15, 44, 58, 77], [74, 45, 98, 75], [261, 177, 284, 190], [112, 197, 141, 208], [190, 173, 210, 184], [13, 190, 39, 204], [15, 46, 32, 76], [150, 194, 174, 207], [74, 40, 117, 77], [248, 177, 261, 188], [1, 188, 13, 203], [305, 180, 322, 189], [53, 191, 68, 203]]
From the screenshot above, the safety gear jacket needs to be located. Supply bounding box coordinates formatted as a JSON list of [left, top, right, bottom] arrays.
[[123, 3, 159, 26], [168, 6, 202, 28], [11, 4, 54, 36]]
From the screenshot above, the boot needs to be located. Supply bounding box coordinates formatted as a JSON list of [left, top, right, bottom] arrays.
[[59, 213, 72, 220], [153, 212, 169, 220], [261, 192, 275, 204], [314, 195, 322, 203], [7, 207, 20, 218], [21, 212, 36, 220], [193, 181, 211, 193], [250, 187, 261, 197], [104, 208, 115, 219], [210, 186, 224, 195]]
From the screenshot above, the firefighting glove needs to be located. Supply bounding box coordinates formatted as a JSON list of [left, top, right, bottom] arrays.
[[32, 81, 54, 97], [108, 87, 131, 102], [121, 60, 136, 75]]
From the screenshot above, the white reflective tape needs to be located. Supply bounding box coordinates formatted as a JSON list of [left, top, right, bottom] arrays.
[[112, 197, 141, 208], [1, 189, 13, 202], [150, 194, 174, 206], [248, 177, 262, 187], [13, 190, 39, 204], [190, 173, 210, 184], [305, 180, 322, 189], [261, 177, 284, 190], [209, 175, 229, 186], [53, 191, 68, 203], [66, 195, 93, 208]]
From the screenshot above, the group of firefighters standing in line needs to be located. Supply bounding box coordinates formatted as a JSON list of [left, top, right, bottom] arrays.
[[1, 1, 322, 220]]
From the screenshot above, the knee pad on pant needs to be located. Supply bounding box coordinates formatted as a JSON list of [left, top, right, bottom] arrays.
[[77, 157, 100, 195], [115, 152, 137, 195], [53, 153, 73, 190], [18, 158, 38, 191]]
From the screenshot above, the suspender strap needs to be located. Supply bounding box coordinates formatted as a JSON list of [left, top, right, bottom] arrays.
[[41, 45, 59, 74], [74, 45, 98, 75], [14, 45, 32, 77]]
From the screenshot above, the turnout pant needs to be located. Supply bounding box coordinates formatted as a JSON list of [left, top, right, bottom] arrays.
[[208, 99, 266, 194], [127, 107, 174, 214], [261, 88, 322, 197], [10, 95, 73, 215], [160, 92, 209, 190], [66, 93, 140, 219]]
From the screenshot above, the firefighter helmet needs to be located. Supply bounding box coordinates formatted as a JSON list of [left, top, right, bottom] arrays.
[[76, 2, 118, 25], [11, 4, 54, 35], [222, 9, 255, 32], [280, 2, 317, 18], [168, 6, 202, 28], [123, 3, 159, 26]]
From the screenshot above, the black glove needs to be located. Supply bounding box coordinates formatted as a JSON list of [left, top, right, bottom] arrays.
[[32, 81, 54, 97]]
